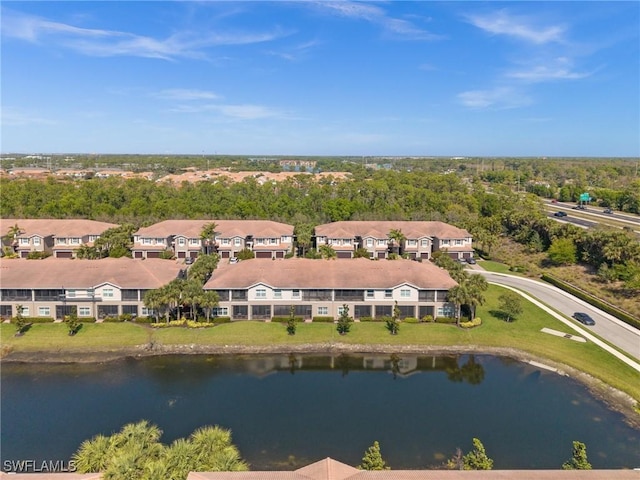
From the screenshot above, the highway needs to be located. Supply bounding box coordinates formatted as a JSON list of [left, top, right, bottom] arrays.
[[472, 269, 640, 364], [543, 199, 640, 232]]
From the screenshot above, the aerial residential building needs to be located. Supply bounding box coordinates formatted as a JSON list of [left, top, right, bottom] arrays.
[[0, 257, 184, 320], [313, 221, 474, 260], [132, 220, 294, 260], [204, 258, 457, 321], [0, 219, 118, 258]]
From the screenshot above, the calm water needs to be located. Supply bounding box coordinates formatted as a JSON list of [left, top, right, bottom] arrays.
[[1, 354, 639, 470]]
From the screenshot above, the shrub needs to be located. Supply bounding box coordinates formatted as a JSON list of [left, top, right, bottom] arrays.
[[133, 316, 154, 324], [460, 317, 482, 329], [312, 316, 335, 322], [358, 316, 377, 322], [158, 249, 174, 260], [212, 316, 232, 324], [101, 316, 123, 323], [26, 251, 51, 260], [403, 317, 419, 324], [435, 316, 457, 324], [78, 317, 96, 323], [271, 316, 303, 323], [377, 316, 392, 324], [119, 314, 134, 322], [421, 315, 434, 323], [11, 316, 54, 324]]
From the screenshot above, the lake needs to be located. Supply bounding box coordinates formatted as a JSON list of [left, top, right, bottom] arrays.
[[1, 354, 639, 471]]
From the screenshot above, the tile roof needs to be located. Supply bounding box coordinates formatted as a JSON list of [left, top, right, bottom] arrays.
[[135, 220, 293, 238], [0, 257, 184, 289], [205, 258, 457, 290], [0, 219, 118, 238], [315, 222, 470, 240]]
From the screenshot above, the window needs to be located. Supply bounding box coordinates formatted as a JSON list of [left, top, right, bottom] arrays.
[[442, 239, 450, 245], [292, 289, 300, 298], [274, 289, 282, 299], [70, 238, 80, 245], [407, 239, 417, 246], [222, 238, 230, 245], [143, 238, 152, 245], [122, 305, 138, 315], [337, 306, 347, 316], [38, 306, 50, 316], [270, 238, 278, 245], [318, 306, 328, 315], [189, 238, 199, 245], [384, 290, 393, 299], [121, 289, 138, 301], [89, 235, 98, 242], [366, 239, 373, 247], [378, 239, 386, 246], [33, 237, 41, 246], [400, 289, 410, 298], [234, 238, 241, 246], [421, 239, 429, 247], [19, 238, 30, 245], [178, 238, 185, 246], [212, 307, 228, 317], [366, 290, 374, 299], [56, 238, 66, 245], [20, 306, 30, 316], [354, 305, 371, 318], [103, 288, 114, 298], [67, 290, 76, 298], [141, 307, 152, 317], [255, 289, 266, 298], [455, 239, 463, 246], [437, 305, 455, 317], [343, 239, 351, 245], [256, 239, 265, 245]]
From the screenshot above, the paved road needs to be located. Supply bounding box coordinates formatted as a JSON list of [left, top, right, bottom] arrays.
[[473, 269, 640, 363]]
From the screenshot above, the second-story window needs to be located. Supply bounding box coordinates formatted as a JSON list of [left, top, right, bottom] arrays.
[[103, 288, 114, 298], [255, 289, 266, 298], [400, 289, 410, 298], [178, 238, 185, 246], [292, 289, 300, 298], [385, 289, 393, 299], [366, 290, 374, 299], [274, 289, 282, 299], [234, 238, 241, 246], [33, 237, 41, 246]]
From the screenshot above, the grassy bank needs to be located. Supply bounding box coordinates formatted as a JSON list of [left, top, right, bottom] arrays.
[[2, 286, 639, 404]]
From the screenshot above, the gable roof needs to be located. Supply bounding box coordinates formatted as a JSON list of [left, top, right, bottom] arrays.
[[0, 219, 118, 238], [0, 257, 184, 289], [314, 222, 470, 240], [205, 258, 456, 290], [135, 220, 293, 239]]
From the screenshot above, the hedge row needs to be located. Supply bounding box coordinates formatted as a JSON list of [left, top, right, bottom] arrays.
[[271, 316, 304, 323], [311, 316, 335, 323], [10, 316, 54, 324], [541, 274, 640, 329]]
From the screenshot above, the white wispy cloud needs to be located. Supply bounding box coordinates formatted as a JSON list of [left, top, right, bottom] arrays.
[[457, 87, 532, 109], [266, 39, 321, 61], [155, 89, 221, 101], [2, 107, 57, 127], [465, 10, 566, 44], [314, 1, 440, 40], [507, 57, 593, 82], [1, 8, 290, 60], [169, 103, 287, 120]]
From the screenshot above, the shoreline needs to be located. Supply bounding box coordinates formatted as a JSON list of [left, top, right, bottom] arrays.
[[2, 343, 639, 430]]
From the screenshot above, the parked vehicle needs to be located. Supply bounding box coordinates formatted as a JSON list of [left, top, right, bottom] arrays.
[[466, 257, 477, 264], [229, 257, 239, 264], [603, 208, 613, 214], [185, 257, 194, 265], [553, 211, 568, 217], [572, 312, 595, 325]]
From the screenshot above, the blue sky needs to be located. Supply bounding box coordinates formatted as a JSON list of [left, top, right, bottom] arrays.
[[2, 1, 639, 157]]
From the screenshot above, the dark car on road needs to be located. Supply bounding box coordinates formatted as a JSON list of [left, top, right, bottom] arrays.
[[572, 312, 595, 326], [603, 208, 613, 214], [466, 257, 477, 264], [553, 211, 567, 217]]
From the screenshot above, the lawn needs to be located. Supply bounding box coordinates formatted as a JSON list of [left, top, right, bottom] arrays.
[[2, 285, 639, 403]]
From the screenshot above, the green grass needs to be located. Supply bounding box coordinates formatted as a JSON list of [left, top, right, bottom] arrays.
[[2, 285, 639, 403], [476, 260, 517, 274]]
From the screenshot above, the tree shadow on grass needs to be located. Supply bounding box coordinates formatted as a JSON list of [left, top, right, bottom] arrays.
[[489, 310, 514, 322]]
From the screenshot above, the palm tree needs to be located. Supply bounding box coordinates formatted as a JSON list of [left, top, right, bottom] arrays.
[[143, 289, 165, 323], [388, 228, 406, 256], [200, 290, 220, 322], [161, 438, 195, 480], [72, 434, 114, 473], [180, 280, 204, 320], [446, 285, 469, 326], [200, 222, 219, 256], [466, 274, 488, 320], [190, 426, 248, 472], [319, 244, 337, 259]]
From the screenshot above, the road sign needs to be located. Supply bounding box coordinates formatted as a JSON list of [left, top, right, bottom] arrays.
[[579, 193, 591, 202]]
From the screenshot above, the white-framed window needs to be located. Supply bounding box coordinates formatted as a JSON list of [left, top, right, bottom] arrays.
[[33, 237, 41, 246], [189, 238, 199, 245], [292, 289, 300, 298], [79, 307, 91, 317], [385, 289, 393, 299], [212, 307, 229, 316], [143, 238, 151, 245], [38, 306, 50, 316], [442, 239, 450, 245], [274, 289, 282, 299], [20, 306, 30, 316], [178, 238, 185, 246], [256, 239, 265, 245], [421, 239, 429, 247], [255, 289, 266, 298], [344, 239, 351, 245], [318, 306, 328, 315], [366, 239, 373, 247], [337, 306, 347, 316], [455, 239, 463, 246], [270, 238, 278, 245], [103, 288, 114, 298], [407, 239, 417, 246], [366, 290, 374, 299], [89, 235, 98, 242], [70, 238, 80, 245], [222, 238, 230, 245], [378, 239, 386, 246], [437, 305, 455, 317], [234, 238, 241, 246], [56, 238, 66, 245], [157, 238, 166, 245], [400, 289, 410, 298], [67, 290, 76, 298], [19, 238, 30, 245]]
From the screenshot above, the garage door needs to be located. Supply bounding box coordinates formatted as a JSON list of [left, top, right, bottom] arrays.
[[221, 251, 230, 258], [275, 251, 284, 258], [463, 252, 471, 259], [56, 251, 73, 258], [337, 251, 352, 259], [377, 252, 386, 259], [256, 251, 272, 259], [177, 251, 186, 258], [134, 251, 143, 259], [147, 251, 160, 259]]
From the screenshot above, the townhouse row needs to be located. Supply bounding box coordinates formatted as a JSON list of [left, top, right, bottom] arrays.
[[1, 219, 473, 261], [0, 257, 457, 321]]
